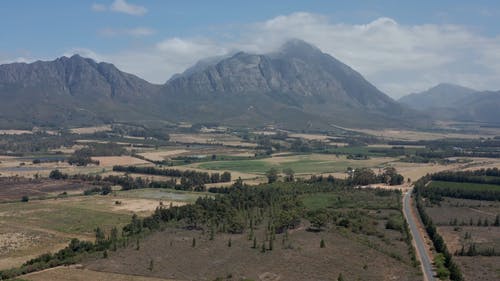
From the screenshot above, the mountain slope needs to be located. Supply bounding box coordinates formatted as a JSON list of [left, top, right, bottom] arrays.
[[0, 55, 161, 128], [398, 84, 500, 123], [0, 40, 426, 129], [398, 83, 477, 110], [161, 39, 421, 128]]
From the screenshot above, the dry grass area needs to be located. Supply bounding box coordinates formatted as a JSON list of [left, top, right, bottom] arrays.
[[426, 198, 500, 281], [0, 189, 191, 270], [112, 198, 186, 214], [138, 149, 189, 161], [0, 178, 93, 202], [85, 227, 420, 281], [455, 256, 500, 281], [169, 133, 256, 147], [70, 125, 111, 134], [92, 156, 151, 167], [351, 128, 495, 141], [24, 266, 175, 281], [0, 129, 32, 135], [0, 158, 72, 178], [288, 133, 330, 141]]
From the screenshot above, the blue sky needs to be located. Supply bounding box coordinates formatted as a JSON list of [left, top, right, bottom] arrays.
[[1, 0, 500, 97]]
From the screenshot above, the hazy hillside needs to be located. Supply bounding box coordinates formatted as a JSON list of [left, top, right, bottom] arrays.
[[398, 83, 500, 123], [398, 83, 477, 110]]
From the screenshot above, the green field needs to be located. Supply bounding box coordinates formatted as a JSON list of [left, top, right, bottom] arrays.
[[429, 181, 500, 192], [197, 157, 391, 174]]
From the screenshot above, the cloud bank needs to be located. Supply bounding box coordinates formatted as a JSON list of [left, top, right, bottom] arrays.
[[91, 0, 147, 16], [12, 12, 500, 98]]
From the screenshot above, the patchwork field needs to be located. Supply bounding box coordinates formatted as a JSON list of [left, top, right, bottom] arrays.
[[196, 154, 394, 175], [425, 197, 500, 281], [0, 188, 198, 270], [0, 178, 93, 202]]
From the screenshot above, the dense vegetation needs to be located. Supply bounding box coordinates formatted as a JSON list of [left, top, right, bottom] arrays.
[[112, 165, 231, 184], [348, 167, 404, 186], [417, 169, 500, 201]]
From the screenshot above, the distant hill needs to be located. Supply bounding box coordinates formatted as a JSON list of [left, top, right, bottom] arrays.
[[398, 83, 500, 123], [398, 83, 478, 110], [0, 40, 424, 129]]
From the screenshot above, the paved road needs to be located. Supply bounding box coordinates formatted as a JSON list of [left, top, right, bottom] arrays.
[[403, 189, 435, 281]]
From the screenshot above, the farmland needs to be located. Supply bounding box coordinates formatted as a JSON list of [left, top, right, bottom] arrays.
[[415, 170, 500, 281], [1, 124, 500, 280]]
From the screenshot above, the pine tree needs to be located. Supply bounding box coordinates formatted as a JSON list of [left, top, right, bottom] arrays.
[[103, 250, 108, 258], [320, 239, 326, 248], [149, 259, 154, 271], [337, 273, 345, 281], [261, 242, 266, 253], [253, 237, 257, 249], [228, 238, 232, 247], [136, 239, 140, 250], [209, 225, 215, 240], [192, 237, 196, 247], [494, 215, 500, 226]]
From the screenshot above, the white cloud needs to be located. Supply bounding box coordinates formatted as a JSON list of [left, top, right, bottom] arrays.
[[110, 0, 147, 16], [56, 12, 500, 97], [99, 27, 155, 37], [91, 0, 147, 16], [91, 3, 106, 12]]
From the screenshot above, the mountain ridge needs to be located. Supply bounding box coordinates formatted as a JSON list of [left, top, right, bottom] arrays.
[[0, 40, 425, 129]]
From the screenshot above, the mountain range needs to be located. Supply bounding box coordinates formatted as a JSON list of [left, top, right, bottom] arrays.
[[2, 39, 491, 130], [398, 83, 500, 124]]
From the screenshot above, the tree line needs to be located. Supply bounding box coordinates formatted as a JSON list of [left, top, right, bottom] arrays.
[[413, 177, 464, 281], [112, 165, 231, 184]]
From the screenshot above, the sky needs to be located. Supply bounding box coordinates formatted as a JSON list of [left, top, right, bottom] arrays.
[[1, 0, 500, 98]]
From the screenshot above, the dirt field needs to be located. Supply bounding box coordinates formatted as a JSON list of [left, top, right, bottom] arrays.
[[169, 133, 256, 147], [112, 198, 186, 213], [0, 129, 32, 135], [70, 125, 111, 134], [455, 256, 500, 281], [24, 266, 175, 281], [288, 133, 331, 141], [86, 227, 421, 281], [0, 178, 93, 202], [349, 128, 497, 141], [426, 197, 500, 281], [138, 149, 190, 161], [92, 156, 151, 167]]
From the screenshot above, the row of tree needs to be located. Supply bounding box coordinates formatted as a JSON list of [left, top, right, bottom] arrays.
[[112, 165, 231, 184], [414, 178, 464, 281]]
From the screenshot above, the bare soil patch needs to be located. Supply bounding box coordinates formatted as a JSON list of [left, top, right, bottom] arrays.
[[92, 156, 150, 167], [70, 125, 111, 134], [138, 150, 189, 161], [0, 178, 93, 202], [111, 198, 186, 213]]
